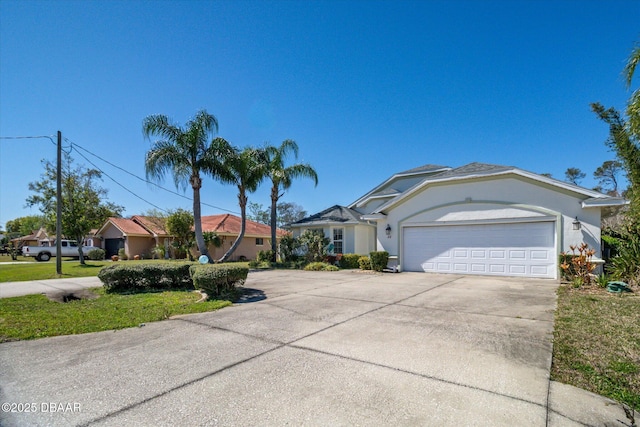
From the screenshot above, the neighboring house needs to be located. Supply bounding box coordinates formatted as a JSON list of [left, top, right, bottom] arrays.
[[85, 228, 102, 249], [96, 214, 286, 261], [290, 162, 627, 279], [200, 214, 288, 261], [10, 227, 51, 247], [96, 216, 172, 259]]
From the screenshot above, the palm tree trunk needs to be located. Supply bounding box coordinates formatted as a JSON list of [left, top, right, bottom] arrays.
[[270, 184, 279, 262], [219, 190, 247, 262], [192, 185, 212, 263]]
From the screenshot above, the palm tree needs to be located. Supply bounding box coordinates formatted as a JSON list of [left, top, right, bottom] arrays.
[[624, 42, 640, 142], [142, 110, 233, 263], [265, 140, 318, 261], [218, 146, 268, 262]]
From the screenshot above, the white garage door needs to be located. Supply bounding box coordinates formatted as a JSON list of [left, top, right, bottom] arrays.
[[402, 222, 556, 278]]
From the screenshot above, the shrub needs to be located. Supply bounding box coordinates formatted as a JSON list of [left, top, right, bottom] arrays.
[[304, 262, 338, 271], [339, 254, 361, 269], [298, 229, 330, 262], [248, 260, 272, 269], [87, 248, 105, 260], [559, 243, 596, 286], [190, 264, 248, 299], [323, 255, 337, 265], [601, 234, 622, 260], [152, 245, 165, 259], [369, 251, 389, 272], [608, 234, 640, 286], [257, 250, 274, 263], [118, 248, 128, 261], [358, 256, 371, 270], [279, 234, 299, 262], [595, 273, 609, 288], [98, 263, 193, 293]]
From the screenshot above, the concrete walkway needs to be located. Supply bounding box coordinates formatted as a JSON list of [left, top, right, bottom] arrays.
[[0, 276, 102, 299], [0, 271, 630, 426]]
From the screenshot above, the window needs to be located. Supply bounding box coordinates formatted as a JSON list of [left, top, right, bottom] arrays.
[[256, 238, 264, 246], [332, 228, 344, 254]]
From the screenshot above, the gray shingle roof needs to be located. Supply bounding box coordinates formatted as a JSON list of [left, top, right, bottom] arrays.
[[291, 205, 364, 225], [429, 162, 513, 179], [398, 164, 450, 175]]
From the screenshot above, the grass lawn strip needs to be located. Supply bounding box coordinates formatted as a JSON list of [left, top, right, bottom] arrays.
[[0, 287, 231, 342], [552, 284, 640, 409]]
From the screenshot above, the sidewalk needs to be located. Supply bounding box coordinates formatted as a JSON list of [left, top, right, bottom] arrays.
[[0, 276, 103, 298]]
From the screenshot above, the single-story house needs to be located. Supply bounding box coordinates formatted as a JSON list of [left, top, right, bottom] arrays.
[[96, 214, 286, 261], [96, 215, 171, 259], [10, 227, 50, 247], [200, 214, 288, 261], [289, 162, 628, 279]]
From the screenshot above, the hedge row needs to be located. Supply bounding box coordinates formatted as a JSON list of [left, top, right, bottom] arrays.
[[98, 263, 193, 293], [97, 263, 248, 299]]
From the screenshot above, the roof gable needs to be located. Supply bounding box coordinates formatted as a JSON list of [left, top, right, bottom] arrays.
[[372, 162, 619, 213], [131, 215, 170, 236], [100, 217, 152, 236], [291, 205, 367, 226], [349, 164, 451, 210]]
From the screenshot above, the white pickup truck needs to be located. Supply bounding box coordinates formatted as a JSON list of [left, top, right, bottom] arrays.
[[22, 240, 101, 262]]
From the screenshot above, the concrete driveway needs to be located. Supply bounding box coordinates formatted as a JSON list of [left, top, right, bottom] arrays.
[[0, 270, 627, 426]]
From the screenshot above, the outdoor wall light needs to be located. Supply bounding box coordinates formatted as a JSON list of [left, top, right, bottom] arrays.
[[385, 224, 392, 238], [572, 216, 581, 231]]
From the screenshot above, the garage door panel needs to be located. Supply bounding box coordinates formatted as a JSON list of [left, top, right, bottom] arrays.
[[403, 222, 556, 279], [509, 265, 526, 274], [454, 249, 467, 258], [454, 263, 469, 272], [490, 264, 506, 273], [471, 263, 486, 272], [531, 251, 549, 260]]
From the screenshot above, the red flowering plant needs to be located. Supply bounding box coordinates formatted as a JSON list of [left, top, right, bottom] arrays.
[[560, 243, 597, 287]]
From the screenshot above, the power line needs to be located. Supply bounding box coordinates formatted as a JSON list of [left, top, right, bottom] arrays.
[[65, 138, 240, 215], [73, 147, 170, 214], [0, 135, 72, 153]]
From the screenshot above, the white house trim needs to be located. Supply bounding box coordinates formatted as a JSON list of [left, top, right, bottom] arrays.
[[373, 169, 610, 214]]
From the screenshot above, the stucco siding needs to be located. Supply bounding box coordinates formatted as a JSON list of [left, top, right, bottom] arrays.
[[102, 224, 123, 239], [377, 176, 602, 259], [126, 237, 156, 259]]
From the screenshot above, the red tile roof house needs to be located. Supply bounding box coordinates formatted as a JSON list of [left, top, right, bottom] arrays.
[[96, 214, 287, 261]]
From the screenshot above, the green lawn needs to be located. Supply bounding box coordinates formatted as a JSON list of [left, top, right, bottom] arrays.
[[552, 284, 640, 409], [0, 287, 231, 342]]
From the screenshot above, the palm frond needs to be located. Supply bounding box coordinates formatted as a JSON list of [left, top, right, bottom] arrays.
[[623, 43, 640, 89], [142, 115, 181, 143]]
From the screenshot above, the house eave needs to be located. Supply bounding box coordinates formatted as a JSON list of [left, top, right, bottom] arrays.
[[581, 197, 629, 208], [361, 213, 387, 221], [372, 169, 613, 214], [348, 166, 451, 209]]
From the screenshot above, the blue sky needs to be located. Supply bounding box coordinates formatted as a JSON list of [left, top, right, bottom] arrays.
[[1, 0, 638, 230]]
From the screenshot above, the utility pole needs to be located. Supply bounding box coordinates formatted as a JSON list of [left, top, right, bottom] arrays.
[[56, 130, 62, 275]]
